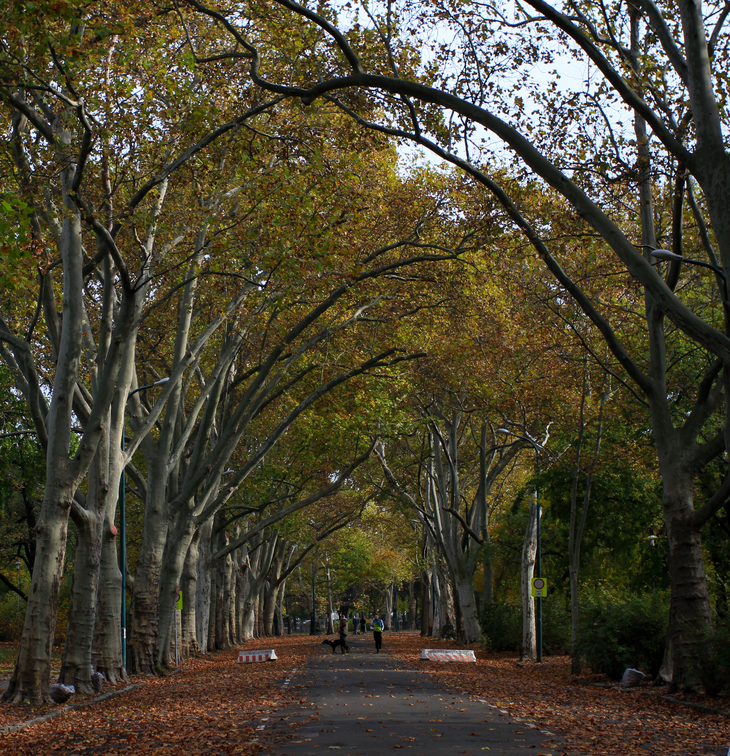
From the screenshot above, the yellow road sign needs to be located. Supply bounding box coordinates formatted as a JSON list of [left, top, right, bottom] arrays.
[[531, 577, 547, 597]]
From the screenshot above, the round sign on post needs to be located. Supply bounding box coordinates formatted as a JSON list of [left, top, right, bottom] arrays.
[[531, 577, 547, 597]]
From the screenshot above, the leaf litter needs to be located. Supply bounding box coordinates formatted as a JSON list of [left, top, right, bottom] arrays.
[[1, 634, 728, 756], [385, 634, 730, 756], [0, 636, 317, 755]]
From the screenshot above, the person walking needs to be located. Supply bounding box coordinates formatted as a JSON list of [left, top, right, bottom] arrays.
[[371, 613, 384, 653], [353, 615, 359, 635]]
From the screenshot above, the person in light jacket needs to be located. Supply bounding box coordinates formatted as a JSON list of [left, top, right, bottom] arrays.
[[371, 613, 384, 652]]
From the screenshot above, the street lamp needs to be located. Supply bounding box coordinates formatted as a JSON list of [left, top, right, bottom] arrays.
[[120, 377, 169, 669], [497, 428, 544, 663]]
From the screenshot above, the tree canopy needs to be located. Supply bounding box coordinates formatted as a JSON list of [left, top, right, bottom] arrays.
[[0, 0, 729, 700]]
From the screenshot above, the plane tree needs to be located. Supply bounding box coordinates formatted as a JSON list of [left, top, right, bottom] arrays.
[[182, 0, 730, 688]]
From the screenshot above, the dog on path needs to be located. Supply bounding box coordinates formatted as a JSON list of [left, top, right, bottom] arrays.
[[321, 637, 350, 654]]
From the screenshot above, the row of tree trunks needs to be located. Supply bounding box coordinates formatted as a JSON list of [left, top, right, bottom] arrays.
[[407, 579, 418, 631], [376, 419, 525, 646]]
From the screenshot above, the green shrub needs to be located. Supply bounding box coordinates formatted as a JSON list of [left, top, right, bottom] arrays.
[[577, 591, 668, 680], [481, 595, 570, 655], [696, 621, 730, 696], [0, 574, 71, 644], [481, 600, 521, 652], [541, 597, 571, 655]]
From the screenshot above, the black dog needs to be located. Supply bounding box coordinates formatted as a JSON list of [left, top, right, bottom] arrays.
[[321, 637, 350, 654]]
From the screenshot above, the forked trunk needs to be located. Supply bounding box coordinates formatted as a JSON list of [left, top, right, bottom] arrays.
[[92, 531, 124, 682], [454, 571, 481, 643], [61, 425, 113, 692], [59, 509, 103, 694], [157, 517, 196, 667]]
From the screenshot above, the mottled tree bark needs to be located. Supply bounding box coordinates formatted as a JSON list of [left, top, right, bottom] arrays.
[[520, 498, 538, 661], [128, 455, 169, 674], [180, 528, 201, 658], [196, 518, 214, 652]]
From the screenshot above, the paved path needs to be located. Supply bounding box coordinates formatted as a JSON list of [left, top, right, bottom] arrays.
[[267, 635, 565, 755]]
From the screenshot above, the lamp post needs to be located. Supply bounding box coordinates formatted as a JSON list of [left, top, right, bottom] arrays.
[[497, 428, 544, 662], [120, 377, 169, 669]]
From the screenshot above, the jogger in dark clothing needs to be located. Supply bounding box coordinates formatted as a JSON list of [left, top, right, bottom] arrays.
[[371, 613, 384, 652]]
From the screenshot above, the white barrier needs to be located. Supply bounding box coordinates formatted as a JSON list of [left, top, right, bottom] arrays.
[[238, 649, 278, 663], [420, 648, 476, 662]]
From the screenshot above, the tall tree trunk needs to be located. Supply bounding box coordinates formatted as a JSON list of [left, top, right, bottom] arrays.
[[275, 577, 286, 636], [453, 569, 481, 643], [59, 508, 103, 693], [480, 423, 494, 609], [6, 488, 72, 703], [235, 546, 247, 644], [568, 372, 604, 675], [408, 580, 417, 630], [181, 528, 201, 658], [521, 497, 538, 661], [420, 569, 431, 636], [92, 528, 124, 683], [157, 514, 197, 667], [661, 471, 713, 688], [431, 569, 441, 637], [196, 518, 214, 652], [208, 563, 220, 652], [326, 566, 335, 634], [482, 527, 494, 608], [273, 546, 294, 636], [310, 563, 318, 635], [128, 456, 169, 674], [438, 570, 456, 640], [219, 553, 235, 648], [60, 400, 115, 691], [263, 541, 287, 636], [256, 583, 266, 637], [4, 175, 87, 704], [383, 582, 394, 630]]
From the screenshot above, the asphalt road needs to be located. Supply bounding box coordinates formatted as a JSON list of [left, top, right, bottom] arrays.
[[267, 634, 565, 756]]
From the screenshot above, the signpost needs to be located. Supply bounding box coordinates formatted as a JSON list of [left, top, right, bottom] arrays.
[[531, 577, 547, 597]]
